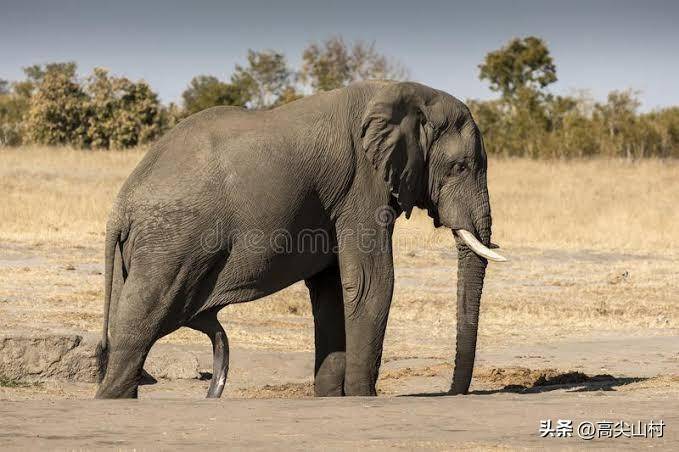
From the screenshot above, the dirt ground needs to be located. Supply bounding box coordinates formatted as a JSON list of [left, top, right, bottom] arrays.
[[0, 148, 678, 449], [1, 243, 677, 449], [1, 340, 677, 450]]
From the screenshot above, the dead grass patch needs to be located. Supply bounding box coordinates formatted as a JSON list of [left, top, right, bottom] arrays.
[[380, 363, 452, 380], [238, 382, 314, 399], [476, 367, 598, 387], [2, 147, 677, 251]]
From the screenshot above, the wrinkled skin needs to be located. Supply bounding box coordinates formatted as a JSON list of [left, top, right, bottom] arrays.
[[95, 81, 494, 399]]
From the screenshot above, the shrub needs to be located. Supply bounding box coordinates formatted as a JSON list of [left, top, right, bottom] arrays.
[[0, 88, 27, 146], [25, 70, 89, 147], [86, 68, 163, 149]]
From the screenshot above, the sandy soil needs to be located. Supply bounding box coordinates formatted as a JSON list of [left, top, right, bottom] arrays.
[[1, 391, 676, 450], [1, 338, 677, 449], [1, 243, 677, 449]]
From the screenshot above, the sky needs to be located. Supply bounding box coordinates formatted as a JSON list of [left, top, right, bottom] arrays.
[[1, 0, 678, 110]]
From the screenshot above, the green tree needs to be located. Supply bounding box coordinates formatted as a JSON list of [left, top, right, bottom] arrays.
[[644, 107, 679, 158], [22, 62, 78, 82], [479, 36, 556, 100], [181, 75, 249, 115], [539, 94, 597, 158], [474, 36, 558, 157], [15, 62, 78, 99], [300, 36, 408, 92], [593, 90, 642, 158]]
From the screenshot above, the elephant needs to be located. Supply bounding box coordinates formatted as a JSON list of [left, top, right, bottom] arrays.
[[94, 80, 506, 399]]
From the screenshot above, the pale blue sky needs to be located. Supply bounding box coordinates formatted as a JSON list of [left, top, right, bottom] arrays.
[[1, 0, 677, 110]]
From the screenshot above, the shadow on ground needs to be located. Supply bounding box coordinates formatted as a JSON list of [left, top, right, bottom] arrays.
[[403, 370, 646, 397]]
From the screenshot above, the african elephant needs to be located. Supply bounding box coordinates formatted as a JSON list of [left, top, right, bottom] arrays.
[[95, 80, 506, 399]]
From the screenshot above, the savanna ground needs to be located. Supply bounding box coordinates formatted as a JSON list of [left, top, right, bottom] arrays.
[[0, 146, 677, 449]]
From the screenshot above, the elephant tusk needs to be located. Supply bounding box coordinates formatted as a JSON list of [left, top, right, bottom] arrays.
[[455, 229, 507, 262]]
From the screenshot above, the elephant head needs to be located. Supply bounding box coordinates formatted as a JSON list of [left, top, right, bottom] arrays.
[[361, 81, 506, 394]]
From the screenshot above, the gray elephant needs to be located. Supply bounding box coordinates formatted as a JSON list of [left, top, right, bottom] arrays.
[[95, 80, 506, 399]]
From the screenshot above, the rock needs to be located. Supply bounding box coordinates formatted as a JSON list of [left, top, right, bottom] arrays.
[[0, 333, 201, 382], [145, 346, 200, 380], [0, 333, 99, 382]]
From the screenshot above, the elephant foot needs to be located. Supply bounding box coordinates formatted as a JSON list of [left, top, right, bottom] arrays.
[[314, 377, 344, 397], [314, 351, 345, 397], [343, 377, 377, 396], [95, 381, 139, 399]]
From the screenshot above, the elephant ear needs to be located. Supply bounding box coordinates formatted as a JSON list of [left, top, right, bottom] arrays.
[[361, 82, 434, 218]]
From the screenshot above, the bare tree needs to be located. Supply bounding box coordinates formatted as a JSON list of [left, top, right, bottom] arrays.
[[232, 50, 295, 109], [300, 36, 409, 92]]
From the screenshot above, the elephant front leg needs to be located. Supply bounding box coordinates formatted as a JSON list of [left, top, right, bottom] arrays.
[[306, 264, 345, 397], [337, 225, 394, 396]]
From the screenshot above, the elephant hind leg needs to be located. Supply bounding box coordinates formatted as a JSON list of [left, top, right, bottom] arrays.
[[187, 311, 229, 399], [95, 332, 154, 398], [95, 277, 172, 399]]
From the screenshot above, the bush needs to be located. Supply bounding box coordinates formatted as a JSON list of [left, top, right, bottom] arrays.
[[25, 70, 89, 147], [86, 68, 163, 149], [20, 65, 164, 149], [0, 89, 27, 146], [470, 91, 679, 159]]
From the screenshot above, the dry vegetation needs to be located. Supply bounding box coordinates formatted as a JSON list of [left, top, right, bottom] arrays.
[[2, 146, 678, 250], [0, 146, 677, 359]]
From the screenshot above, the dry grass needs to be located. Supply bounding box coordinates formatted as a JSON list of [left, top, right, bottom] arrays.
[[397, 157, 679, 253], [0, 146, 145, 244], [0, 146, 677, 355], [2, 146, 678, 251], [489, 158, 679, 251]]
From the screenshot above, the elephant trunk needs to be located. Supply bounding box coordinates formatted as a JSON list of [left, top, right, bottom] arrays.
[[449, 213, 490, 395]]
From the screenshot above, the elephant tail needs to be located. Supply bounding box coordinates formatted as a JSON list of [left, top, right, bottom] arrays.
[[97, 218, 121, 382]]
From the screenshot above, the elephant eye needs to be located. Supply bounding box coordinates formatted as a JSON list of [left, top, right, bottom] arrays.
[[452, 162, 467, 175]]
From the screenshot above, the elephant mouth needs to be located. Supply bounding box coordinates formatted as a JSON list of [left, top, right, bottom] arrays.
[[453, 229, 507, 262]]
